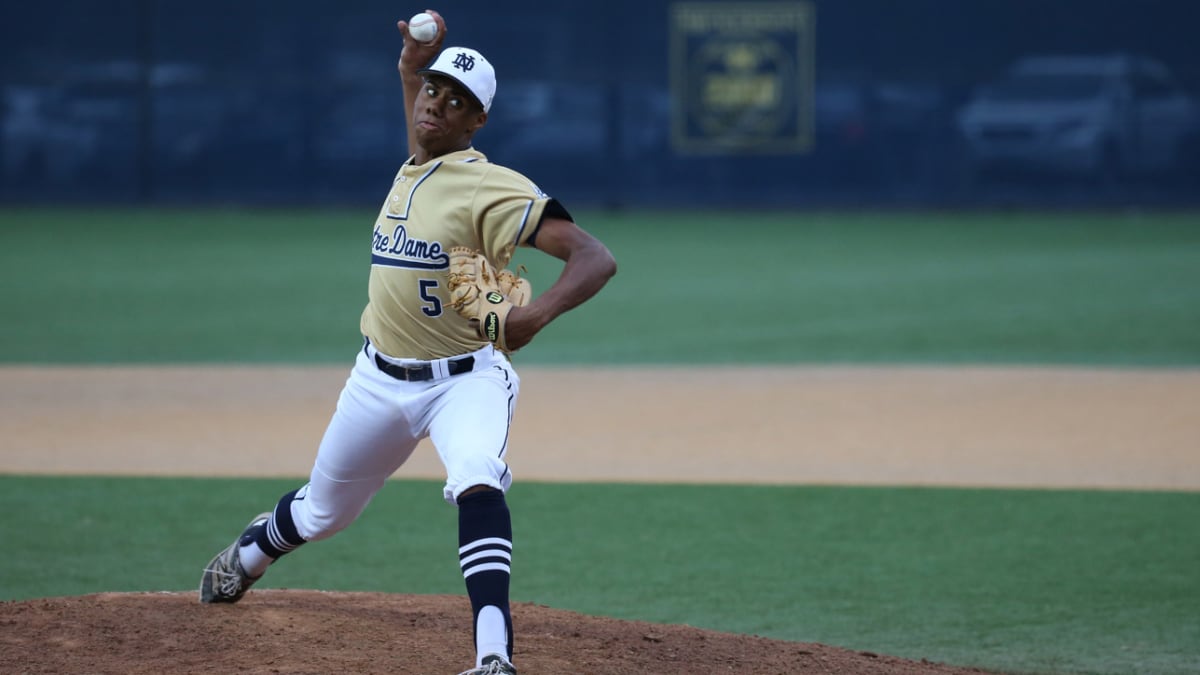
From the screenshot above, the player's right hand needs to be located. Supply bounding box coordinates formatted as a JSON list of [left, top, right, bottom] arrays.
[[397, 9, 446, 76]]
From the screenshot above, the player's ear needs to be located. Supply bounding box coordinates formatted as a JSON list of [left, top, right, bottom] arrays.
[[469, 110, 488, 134]]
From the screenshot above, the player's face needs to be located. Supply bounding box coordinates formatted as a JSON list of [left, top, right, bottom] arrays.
[[414, 76, 487, 155]]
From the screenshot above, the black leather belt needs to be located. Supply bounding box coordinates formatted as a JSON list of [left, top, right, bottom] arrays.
[[373, 353, 475, 382]]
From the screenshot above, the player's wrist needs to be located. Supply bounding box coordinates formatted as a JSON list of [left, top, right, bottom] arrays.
[[515, 302, 552, 333], [398, 59, 424, 79]]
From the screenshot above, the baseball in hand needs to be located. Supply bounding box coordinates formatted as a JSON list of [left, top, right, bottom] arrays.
[[408, 12, 438, 43]]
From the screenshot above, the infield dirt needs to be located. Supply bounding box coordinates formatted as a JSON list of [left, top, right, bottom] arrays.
[[3, 365, 1198, 489], [1, 365, 1197, 674]]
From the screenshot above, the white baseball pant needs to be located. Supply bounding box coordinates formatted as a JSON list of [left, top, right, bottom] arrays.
[[288, 342, 518, 542]]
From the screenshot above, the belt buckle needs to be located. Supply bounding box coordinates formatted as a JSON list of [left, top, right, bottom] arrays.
[[401, 363, 428, 381]]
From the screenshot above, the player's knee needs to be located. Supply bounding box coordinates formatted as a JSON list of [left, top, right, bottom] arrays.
[[457, 484, 501, 503], [291, 496, 359, 542], [445, 456, 512, 504]]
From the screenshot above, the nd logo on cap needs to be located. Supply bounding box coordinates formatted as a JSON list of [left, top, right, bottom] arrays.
[[451, 52, 476, 72], [419, 47, 496, 112]]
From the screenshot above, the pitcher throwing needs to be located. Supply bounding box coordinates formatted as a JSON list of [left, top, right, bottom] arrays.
[[197, 10, 617, 675]]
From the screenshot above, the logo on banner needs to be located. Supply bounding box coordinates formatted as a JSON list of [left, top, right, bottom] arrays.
[[670, 2, 815, 154]]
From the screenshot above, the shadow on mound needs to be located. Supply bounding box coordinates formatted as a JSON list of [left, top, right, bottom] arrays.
[[0, 590, 992, 674]]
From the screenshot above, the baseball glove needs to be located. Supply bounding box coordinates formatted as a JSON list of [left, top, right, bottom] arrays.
[[446, 247, 532, 352]]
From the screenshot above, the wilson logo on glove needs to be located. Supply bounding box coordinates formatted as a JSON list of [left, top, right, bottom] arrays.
[[484, 312, 499, 342], [445, 246, 533, 353]]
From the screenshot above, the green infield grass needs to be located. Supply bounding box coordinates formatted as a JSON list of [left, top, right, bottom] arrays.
[[1, 207, 1197, 365], [1, 475, 1197, 675]]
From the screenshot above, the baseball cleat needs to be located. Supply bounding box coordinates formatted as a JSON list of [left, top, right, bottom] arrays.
[[456, 654, 517, 675], [199, 512, 271, 604]]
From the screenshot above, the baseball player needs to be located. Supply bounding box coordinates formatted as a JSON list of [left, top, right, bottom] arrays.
[[197, 10, 617, 675]]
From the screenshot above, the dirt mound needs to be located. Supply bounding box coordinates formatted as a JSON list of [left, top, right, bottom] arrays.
[[0, 591, 991, 674]]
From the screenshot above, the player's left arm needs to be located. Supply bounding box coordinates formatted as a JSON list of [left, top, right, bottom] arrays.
[[502, 216, 617, 352]]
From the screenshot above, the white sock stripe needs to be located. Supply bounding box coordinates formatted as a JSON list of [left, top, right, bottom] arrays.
[[267, 521, 300, 552], [458, 537, 512, 556], [460, 548, 512, 567], [462, 561, 511, 578]]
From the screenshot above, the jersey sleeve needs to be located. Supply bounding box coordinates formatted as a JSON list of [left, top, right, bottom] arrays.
[[471, 166, 552, 267]]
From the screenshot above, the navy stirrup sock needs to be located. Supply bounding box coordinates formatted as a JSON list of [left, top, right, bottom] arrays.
[[457, 489, 514, 660], [253, 488, 307, 560]]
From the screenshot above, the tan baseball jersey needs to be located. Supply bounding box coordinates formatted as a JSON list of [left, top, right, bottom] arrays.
[[361, 148, 551, 360]]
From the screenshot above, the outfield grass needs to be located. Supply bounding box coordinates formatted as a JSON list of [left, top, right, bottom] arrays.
[[1, 207, 1197, 364], [1, 476, 1197, 675]]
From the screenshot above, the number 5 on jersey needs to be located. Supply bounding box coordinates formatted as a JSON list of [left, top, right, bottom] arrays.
[[418, 279, 442, 317]]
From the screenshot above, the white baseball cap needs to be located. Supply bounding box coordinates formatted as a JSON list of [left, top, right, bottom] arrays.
[[419, 47, 497, 112]]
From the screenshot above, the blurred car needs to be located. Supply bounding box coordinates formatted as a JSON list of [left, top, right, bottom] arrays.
[[2, 85, 98, 184], [956, 53, 1200, 180], [1, 61, 228, 190], [811, 76, 950, 187]]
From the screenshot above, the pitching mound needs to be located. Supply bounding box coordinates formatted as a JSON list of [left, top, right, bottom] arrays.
[[0, 591, 990, 674]]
